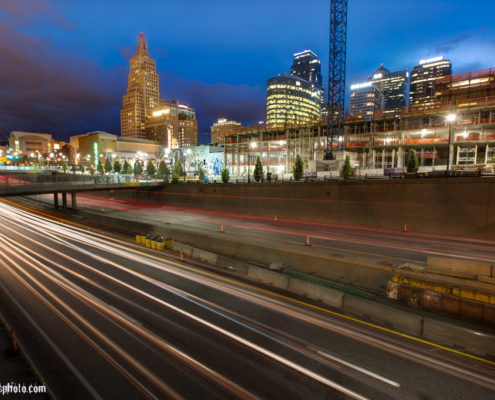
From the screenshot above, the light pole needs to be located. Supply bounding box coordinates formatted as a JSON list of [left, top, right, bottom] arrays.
[[446, 113, 456, 171]]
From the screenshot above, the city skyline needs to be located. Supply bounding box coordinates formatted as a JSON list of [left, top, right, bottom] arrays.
[[1, 0, 495, 143]]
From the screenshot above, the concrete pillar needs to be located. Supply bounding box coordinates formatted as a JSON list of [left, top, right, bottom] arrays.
[[382, 149, 385, 169], [54, 193, 59, 209], [485, 144, 489, 164], [71, 193, 77, 209], [456, 146, 460, 166], [62, 193, 67, 209], [474, 145, 478, 165]]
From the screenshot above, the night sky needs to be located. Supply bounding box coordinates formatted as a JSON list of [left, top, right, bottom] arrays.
[[1, 0, 494, 144]]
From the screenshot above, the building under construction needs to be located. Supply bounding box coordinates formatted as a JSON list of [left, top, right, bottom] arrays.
[[221, 68, 495, 176]]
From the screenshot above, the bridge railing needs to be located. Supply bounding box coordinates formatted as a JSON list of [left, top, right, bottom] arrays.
[[0, 173, 159, 187]]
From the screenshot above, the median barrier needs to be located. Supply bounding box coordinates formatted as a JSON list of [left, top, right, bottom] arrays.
[[247, 266, 289, 290], [427, 256, 493, 278], [288, 278, 343, 309], [343, 295, 423, 336], [422, 318, 495, 356]]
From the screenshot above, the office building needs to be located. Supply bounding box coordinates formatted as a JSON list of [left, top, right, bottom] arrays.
[[78, 131, 161, 167], [409, 56, 452, 109], [291, 50, 324, 105], [210, 119, 242, 145], [145, 100, 198, 148], [370, 64, 408, 114], [349, 81, 383, 120], [266, 74, 321, 127], [120, 33, 164, 139]]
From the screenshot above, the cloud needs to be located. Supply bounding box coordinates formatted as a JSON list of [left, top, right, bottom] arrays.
[[0, 21, 126, 140], [0, 0, 72, 30], [427, 28, 495, 72], [160, 73, 266, 132]]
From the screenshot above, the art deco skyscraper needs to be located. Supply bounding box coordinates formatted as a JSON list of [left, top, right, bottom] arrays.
[[120, 33, 163, 139]]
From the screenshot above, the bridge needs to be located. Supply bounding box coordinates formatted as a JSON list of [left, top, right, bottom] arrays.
[[0, 171, 165, 209]]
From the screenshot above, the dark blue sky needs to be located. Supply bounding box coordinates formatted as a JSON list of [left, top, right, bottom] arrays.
[[1, 0, 494, 143]]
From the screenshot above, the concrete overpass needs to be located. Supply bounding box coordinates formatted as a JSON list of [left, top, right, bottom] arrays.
[[0, 172, 165, 209]]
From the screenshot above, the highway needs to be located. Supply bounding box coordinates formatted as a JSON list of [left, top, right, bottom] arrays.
[[0, 200, 494, 399], [55, 193, 495, 265]]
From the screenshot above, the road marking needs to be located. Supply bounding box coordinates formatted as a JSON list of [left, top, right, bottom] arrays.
[[317, 350, 401, 387]]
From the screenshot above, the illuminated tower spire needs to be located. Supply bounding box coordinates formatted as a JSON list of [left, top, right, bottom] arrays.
[[120, 33, 163, 139]]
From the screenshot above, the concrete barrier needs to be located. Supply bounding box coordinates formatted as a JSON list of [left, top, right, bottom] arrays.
[[427, 256, 493, 277], [422, 318, 495, 356], [247, 266, 289, 290], [191, 247, 218, 265], [288, 278, 343, 309], [343, 295, 423, 336]]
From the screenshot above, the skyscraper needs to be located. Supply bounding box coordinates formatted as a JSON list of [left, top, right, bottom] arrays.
[[266, 74, 321, 127], [121, 33, 164, 139], [291, 50, 324, 105], [349, 81, 383, 120], [370, 64, 408, 114], [409, 56, 452, 109]]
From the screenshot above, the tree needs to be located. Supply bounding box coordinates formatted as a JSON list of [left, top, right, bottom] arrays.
[[89, 167, 95, 177], [104, 158, 112, 173], [221, 168, 230, 183], [146, 160, 156, 176], [342, 155, 353, 179], [62, 161, 68, 173], [253, 156, 263, 182], [172, 160, 183, 183], [113, 160, 121, 173], [80, 165, 85, 174], [70, 164, 77, 173], [292, 154, 304, 181], [406, 149, 419, 173], [198, 167, 205, 182], [122, 160, 130, 174], [134, 161, 143, 176], [97, 160, 104, 175], [157, 160, 169, 177]]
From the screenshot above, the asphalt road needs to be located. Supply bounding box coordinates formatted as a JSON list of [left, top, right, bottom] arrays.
[[65, 193, 495, 265], [0, 200, 494, 399]]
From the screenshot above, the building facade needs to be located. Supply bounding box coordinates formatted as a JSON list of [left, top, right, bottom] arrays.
[[145, 100, 198, 148], [223, 67, 495, 175], [266, 74, 321, 127], [9, 131, 53, 155], [409, 56, 452, 109], [78, 131, 161, 168], [210, 119, 242, 145], [290, 50, 324, 106], [370, 64, 408, 114], [120, 33, 164, 139], [349, 81, 383, 120]]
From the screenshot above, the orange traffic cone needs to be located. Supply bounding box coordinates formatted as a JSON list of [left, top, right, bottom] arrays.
[[305, 236, 311, 246], [180, 250, 184, 260], [220, 224, 224, 233], [274, 215, 278, 222], [10, 328, 18, 352], [403, 224, 408, 233]]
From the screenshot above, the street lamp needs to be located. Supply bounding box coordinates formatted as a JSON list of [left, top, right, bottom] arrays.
[[446, 113, 456, 171]]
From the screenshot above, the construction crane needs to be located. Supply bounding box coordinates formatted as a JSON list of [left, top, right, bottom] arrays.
[[326, 0, 348, 160]]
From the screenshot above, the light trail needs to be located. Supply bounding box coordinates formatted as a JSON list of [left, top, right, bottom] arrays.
[[1, 201, 494, 398]]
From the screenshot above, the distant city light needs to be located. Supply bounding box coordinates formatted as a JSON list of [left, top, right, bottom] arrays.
[[419, 56, 444, 65], [446, 114, 457, 122], [350, 81, 372, 90]]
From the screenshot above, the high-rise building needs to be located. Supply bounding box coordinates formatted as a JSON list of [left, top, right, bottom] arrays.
[[145, 100, 198, 148], [370, 64, 408, 114], [210, 119, 242, 145], [409, 56, 452, 109], [266, 74, 321, 127], [121, 33, 164, 139], [349, 81, 383, 120], [291, 50, 324, 104]]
